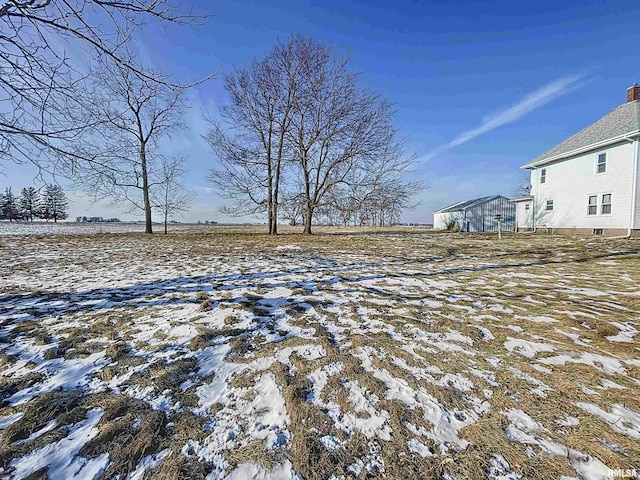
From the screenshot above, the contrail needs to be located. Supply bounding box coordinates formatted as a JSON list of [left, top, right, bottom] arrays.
[[421, 74, 586, 162]]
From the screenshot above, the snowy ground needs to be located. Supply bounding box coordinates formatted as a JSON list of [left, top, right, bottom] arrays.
[[0, 229, 638, 479], [0, 222, 218, 236]]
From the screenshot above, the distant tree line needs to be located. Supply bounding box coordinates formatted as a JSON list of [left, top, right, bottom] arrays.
[[0, 185, 69, 223]]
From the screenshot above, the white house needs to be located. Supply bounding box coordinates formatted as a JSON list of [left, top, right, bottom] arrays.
[[433, 195, 515, 232], [519, 84, 640, 237]]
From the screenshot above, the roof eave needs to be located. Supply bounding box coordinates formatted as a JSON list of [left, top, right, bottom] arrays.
[[512, 195, 534, 202], [520, 130, 640, 169], [435, 195, 505, 213]]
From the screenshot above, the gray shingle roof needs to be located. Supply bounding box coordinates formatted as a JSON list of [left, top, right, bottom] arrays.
[[436, 195, 505, 213], [525, 100, 640, 167]]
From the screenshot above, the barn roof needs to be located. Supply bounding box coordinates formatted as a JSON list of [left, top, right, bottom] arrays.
[[522, 99, 640, 168], [435, 195, 507, 213]]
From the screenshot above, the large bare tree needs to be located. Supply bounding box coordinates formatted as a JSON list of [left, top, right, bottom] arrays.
[[205, 39, 298, 235], [72, 57, 192, 233], [207, 35, 421, 235], [284, 37, 417, 234], [0, 0, 207, 171]]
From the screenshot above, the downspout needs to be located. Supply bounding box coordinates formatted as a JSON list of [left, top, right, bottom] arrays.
[[629, 137, 640, 237], [532, 167, 537, 233]]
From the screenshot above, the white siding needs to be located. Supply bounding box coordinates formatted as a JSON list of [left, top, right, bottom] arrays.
[[529, 141, 636, 230], [515, 200, 534, 230], [633, 139, 640, 229], [433, 211, 464, 230]]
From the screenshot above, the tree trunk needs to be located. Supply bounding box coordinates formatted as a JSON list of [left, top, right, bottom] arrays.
[[272, 202, 278, 235], [272, 163, 281, 236], [303, 202, 313, 235], [267, 191, 273, 235], [140, 144, 153, 234], [164, 188, 169, 235], [266, 156, 273, 235], [302, 152, 312, 234]]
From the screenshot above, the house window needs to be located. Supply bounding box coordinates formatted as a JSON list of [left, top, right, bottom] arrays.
[[601, 194, 611, 214], [587, 195, 597, 215], [540, 168, 546, 184], [545, 200, 554, 211], [525, 203, 530, 210], [597, 153, 606, 174]]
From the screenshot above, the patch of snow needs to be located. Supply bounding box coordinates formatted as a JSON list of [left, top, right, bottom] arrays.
[[475, 325, 495, 341], [407, 438, 433, 458], [486, 454, 522, 480], [127, 448, 171, 480], [274, 344, 326, 373], [503, 338, 556, 359], [605, 322, 637, 343], [0, 413, 24, 429], [557, 415, 580, 427], [320, 433, 343, 452], [513, 314, 558, 323], [12, 420, 57, 446], [225, 459, 300, 480], [539, 353, 626, 376], [275, 245, 301, 251], [575, 403, 640, 439], [339, 380, 392, 440], [307, 362, 344, 406], [355, 347, 483, 453], [7, 352, 109, 406], [599, 378, 625, 390], [8, 409, 108, 480], [508, 367, 552, 397], [503, 409, 611, 480]]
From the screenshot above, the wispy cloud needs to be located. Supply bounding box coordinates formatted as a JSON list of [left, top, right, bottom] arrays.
[[193, 185, 216, 195], [422, 74, 586, 161]]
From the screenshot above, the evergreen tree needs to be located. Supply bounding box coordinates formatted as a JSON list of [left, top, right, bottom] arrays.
[[41, 185, 69, 223], [0, 187, 20, 222], [18, 187, 40, 222]]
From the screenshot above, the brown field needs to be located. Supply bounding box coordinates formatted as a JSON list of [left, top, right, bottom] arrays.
[[0, 227, 638, 479]]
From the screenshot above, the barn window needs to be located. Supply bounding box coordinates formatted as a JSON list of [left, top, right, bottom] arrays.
[[540, 169, 546, 184], [596, 153, 606, 174], [545, 200, 554, 211], [587, 195, 597, 215], [601, 194, 612, 214]]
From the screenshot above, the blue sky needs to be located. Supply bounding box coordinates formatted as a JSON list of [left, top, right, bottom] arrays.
[[4, 0, 640, 223]]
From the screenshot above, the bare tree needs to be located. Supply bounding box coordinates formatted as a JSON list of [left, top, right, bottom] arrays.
[[206, 36, 420, 234], [279, 192, 306, 226], [153, 155, 194, 234], [0, 1, 208, 171], [205, 40, 297, 235], [284, 37, 418, 234], [366, 180, 423, 226], [513, 173, 532, 197], [72, 57, 191, 233]]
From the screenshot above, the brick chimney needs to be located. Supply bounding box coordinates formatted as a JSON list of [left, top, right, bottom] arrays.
[[627, 83, 640, 102]]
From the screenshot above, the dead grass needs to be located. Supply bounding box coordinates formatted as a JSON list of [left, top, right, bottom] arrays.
[[1, 228, 639, 478]]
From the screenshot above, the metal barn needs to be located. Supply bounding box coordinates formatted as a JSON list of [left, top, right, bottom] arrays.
[[433, 195, 516, 232]]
